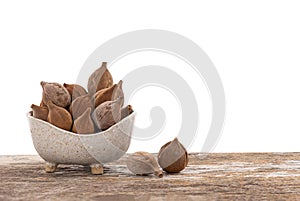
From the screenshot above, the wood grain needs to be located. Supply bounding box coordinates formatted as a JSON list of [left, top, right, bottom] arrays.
[[0, 153, 299, 200]]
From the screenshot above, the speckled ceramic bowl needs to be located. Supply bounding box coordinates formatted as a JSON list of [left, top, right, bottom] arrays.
[[27, 112, 135, 174]]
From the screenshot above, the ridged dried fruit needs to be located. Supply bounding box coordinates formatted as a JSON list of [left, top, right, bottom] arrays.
[[121, 105, 133, 120], [47, 100, 73, 131], [69, 94, 94, 119], [158, 138, 188, 173], [93, 84, 117, 108], [87, 62, 113, 94], [126, 152, 163, 178], [92, 98, 122, 131], [72, 107, 95, 134], [63, 83, 87, 101], [41, 81, 71, 108], [31, 104, 48, 121], [112, 80, 124, 107]]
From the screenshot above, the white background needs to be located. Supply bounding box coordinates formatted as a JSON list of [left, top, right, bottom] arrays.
[[0, 1, 300, 155]]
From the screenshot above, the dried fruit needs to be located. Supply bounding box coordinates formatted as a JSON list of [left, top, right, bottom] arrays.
[[93, 84, 117, 108], [92, 98, 122, 131], [87, 62, 113, 94], [31, 104, 48, 121], [72, 107, 95, 134], [47, 100, 73, 131], [40, 100, 46, 107], [121, 105, 133, 120], [126, 151, 163, 177], [69, 94, 94, 119], [158, 138, 188, 173], [41, 81, 71, 108], [63, 83, 87, 101], [112, 80, 124, 106]]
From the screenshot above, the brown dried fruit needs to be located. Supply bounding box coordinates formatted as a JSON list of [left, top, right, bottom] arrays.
[[158, 138, 188, 173], [92, 98, 122, 131], [87, 62, 113, 94], [121, 105, 133, 120], [31, 104, 48, 121], [41, 81, 71, 108], [63, 83, 87, 101], [47, 100, 73, 131], [112, 80, 124, 107], [93, 84, 117, 108], [72, 107, 95, 134], [126, 151, 163, 178], [69, 94, 94, 120], [40, 100, 46, 107]]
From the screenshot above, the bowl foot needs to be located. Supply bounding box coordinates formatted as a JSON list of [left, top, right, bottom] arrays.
[[90, 164, 103, 175], [45, 162, 58, 173]]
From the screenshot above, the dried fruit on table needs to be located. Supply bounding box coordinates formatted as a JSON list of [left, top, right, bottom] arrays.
[[72, 107, 95, 134], [158, 138, 188, 173], [126, 151, 163, 178], [47, 100, 73, 131], [41, 81, 71, 108], [87, 62, 113, 94]]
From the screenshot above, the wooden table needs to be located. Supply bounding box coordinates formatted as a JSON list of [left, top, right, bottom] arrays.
[[0, 153, 299, 200]]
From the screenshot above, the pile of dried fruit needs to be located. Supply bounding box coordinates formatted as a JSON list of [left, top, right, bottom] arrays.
[[30, 61, 188, 177], [31, 62, 133, 134], [126, 137, 189, 177]]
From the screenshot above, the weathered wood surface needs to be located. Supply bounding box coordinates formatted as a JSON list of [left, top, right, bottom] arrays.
[[0, 153, 300, 200]]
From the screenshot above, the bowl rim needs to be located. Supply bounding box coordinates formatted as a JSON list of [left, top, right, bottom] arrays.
[[27, 111, 136, 137]]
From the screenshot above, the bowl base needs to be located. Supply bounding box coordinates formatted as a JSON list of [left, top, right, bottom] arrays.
[[90, 164, 104, 175], [45, 162, 57, 173], [44, 161, 104, 175]]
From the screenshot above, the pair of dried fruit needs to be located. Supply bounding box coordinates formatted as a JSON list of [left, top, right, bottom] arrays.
[[126, 138, 188, 177], [31, 62, 132, 134], [32, 98, 73, 131]]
